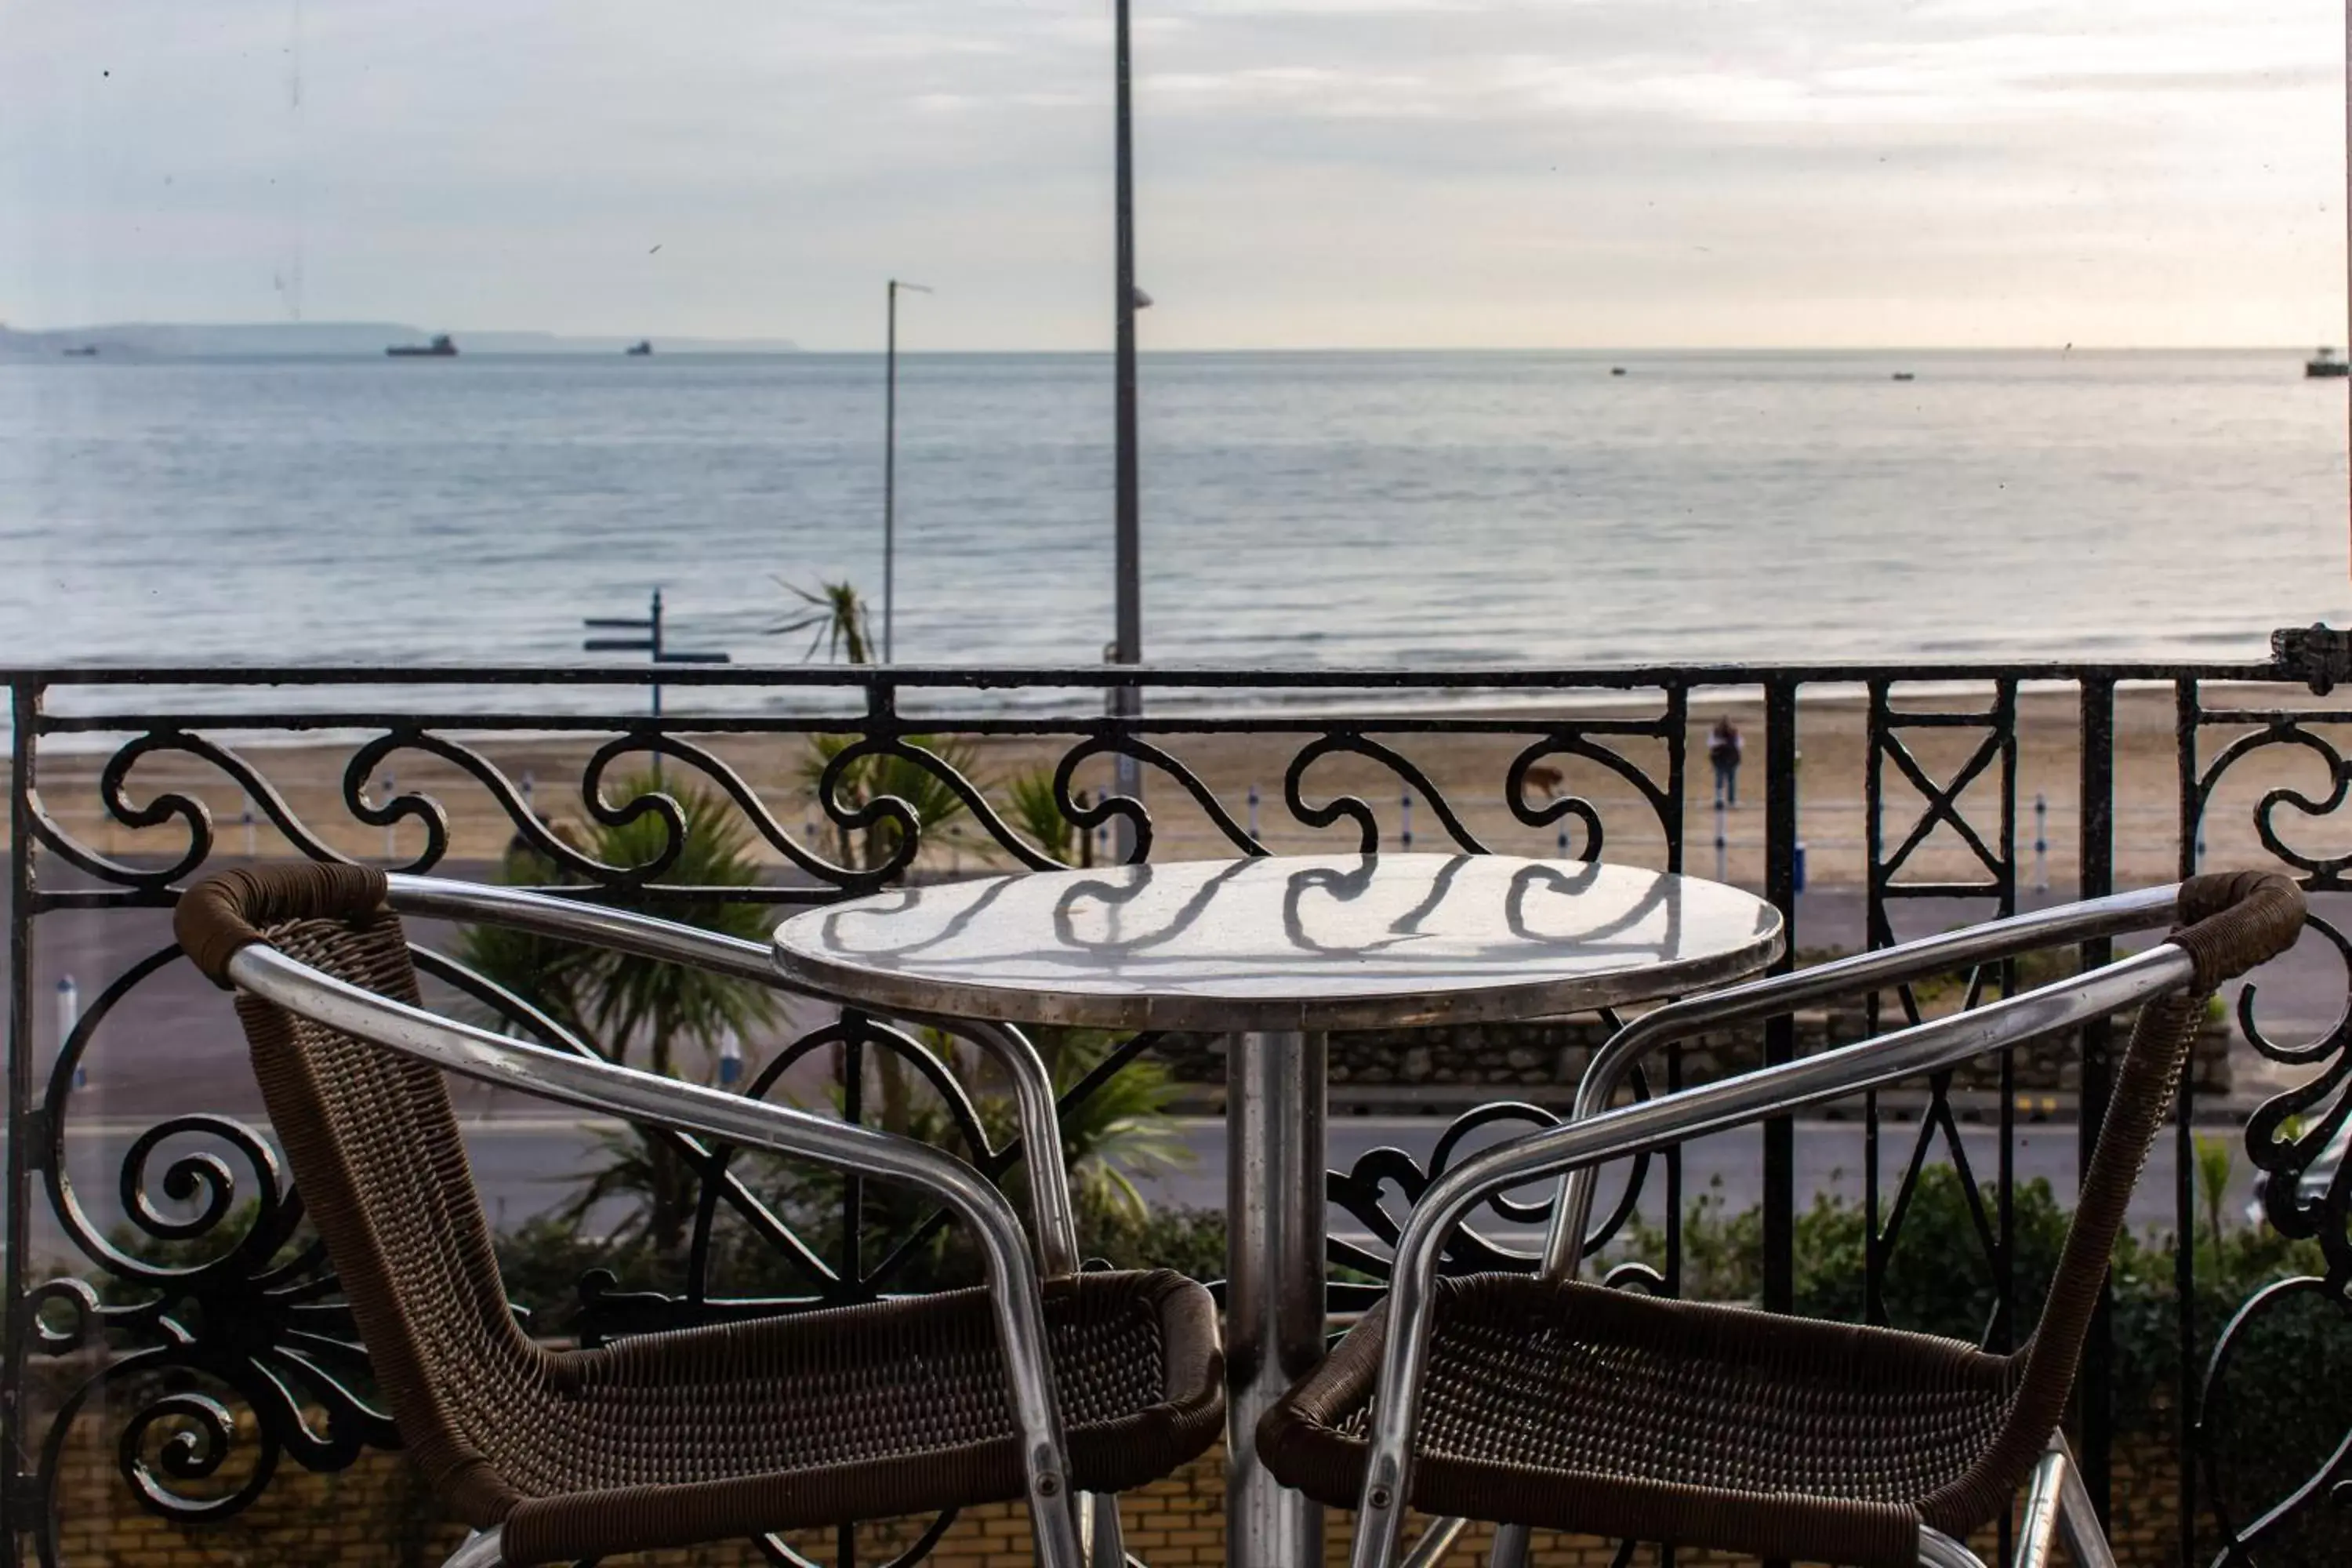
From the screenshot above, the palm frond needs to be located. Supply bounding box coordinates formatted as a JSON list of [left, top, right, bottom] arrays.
[[454, 771, 780, 1260], [800, 732, 990, 869], [765, 576, 875, 666], [1003, 770, 1076, 862]]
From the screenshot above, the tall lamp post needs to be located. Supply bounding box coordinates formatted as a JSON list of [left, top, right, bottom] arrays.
[[1110, 0, 1148, 837], [884, 278, 931, 666]]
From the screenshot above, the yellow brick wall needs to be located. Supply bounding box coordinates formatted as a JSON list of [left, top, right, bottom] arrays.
[[44, 1434, 2190, 1567]]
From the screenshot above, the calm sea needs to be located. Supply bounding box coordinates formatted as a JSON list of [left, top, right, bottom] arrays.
[[5, 348, 2347, 717]]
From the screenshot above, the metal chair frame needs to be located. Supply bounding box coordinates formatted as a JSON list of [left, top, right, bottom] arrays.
[[220, 873, 2209, 1568], [1351, 885, 2198, 1568], [223, 872, 1133, 1568]]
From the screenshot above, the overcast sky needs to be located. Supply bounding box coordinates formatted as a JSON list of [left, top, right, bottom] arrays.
[[2, 0, 2343, 350]]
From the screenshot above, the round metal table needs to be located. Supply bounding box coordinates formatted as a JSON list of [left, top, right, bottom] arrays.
[[772, 852, 1784, 1568]]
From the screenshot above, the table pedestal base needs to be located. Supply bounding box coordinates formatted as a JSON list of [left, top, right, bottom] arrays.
[[1225, 1029, 1327, 1568]]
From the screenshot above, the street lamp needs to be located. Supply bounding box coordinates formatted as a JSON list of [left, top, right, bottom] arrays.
[[884, 278, 931, 665], [1111, 0, 1149, 842], [1113, 0, 1141, 679]]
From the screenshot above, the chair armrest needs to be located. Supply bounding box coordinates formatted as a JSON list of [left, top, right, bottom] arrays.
[[383, 873, 1080, 1275], [1546, 884, 2181, 1276], [1344, 940, 2198, 1568], [387, 872, 782, 984], [222, 938, 1083, 1545], [887, 1014, 1081, 1276]]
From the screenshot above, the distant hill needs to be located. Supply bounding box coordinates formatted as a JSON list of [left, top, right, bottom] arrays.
[[0, 321, 800, 358]]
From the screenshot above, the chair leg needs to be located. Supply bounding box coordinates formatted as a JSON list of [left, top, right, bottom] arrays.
[[441, 1529, 504, 1568], [1030, 1486, 1087, 1568], [1919, 1526, 1991, 1568], [2055, 1441, 2121, 1568], [1484, 1520, 1530, 1568], [1402, 1515, 1468, 1567], [2014, 1446, 2067, 1568], [1083, 1491, 1128, 1568]]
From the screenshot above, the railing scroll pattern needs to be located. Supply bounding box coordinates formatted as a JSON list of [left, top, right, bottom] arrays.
[[5, 653, 2351, 1567]]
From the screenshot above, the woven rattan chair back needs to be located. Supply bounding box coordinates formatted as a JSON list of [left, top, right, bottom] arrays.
[[1258, 869, 2307, 1568], [179, 862, 554, 1520], [181, 863, 1228, 1568], [1914, 868, 2295, 1528]]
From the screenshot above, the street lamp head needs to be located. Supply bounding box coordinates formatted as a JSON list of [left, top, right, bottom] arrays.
[[891, 279, 935, 296], [1131, 286, 1154, 310]]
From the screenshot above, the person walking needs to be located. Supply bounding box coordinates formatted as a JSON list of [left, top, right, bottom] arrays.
[[1709, 715, 1744, 809]]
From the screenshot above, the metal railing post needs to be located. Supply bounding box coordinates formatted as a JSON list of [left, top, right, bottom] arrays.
[[1760, 677, 1801, 1566], [2172, 680, 2201, 1567], [4, 678, 40, 1568], [2077, 676, 2118, 1520]]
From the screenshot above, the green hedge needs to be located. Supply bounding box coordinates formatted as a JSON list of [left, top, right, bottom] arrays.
[[1602, 1164, 2347, 1438]]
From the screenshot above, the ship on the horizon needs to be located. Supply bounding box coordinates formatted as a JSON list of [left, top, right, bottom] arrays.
[[2307, 347, 2348, 378], [387, 334, 458, 358], [626, 339, 652, 356]]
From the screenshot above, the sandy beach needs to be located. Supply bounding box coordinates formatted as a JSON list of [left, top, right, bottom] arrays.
[[16, 682, 2349, 891]]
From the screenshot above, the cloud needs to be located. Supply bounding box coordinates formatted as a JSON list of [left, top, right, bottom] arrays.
[[0, 0, 2339, 347]]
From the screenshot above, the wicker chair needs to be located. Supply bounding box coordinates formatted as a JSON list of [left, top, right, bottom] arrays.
[[176, 862, 1224, 1568], [1258, 869, 2306, 1568]]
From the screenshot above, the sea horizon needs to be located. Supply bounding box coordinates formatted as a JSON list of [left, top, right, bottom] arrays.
[[8, 344, 2347, 725], [4, 322, 2343, 360]]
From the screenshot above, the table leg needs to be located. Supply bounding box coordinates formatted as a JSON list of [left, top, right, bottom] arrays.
[[1226, 1028, 1327, 1568]]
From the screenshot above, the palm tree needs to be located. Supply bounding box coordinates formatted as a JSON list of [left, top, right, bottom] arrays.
[[759, 578, 1175, 1216], [1004, 769, 1078, 863], [771, 575, 980, 870], [800, 732, 989, 870], [750, 1024, 1187, 1291], [1032, 1028, 1186, 1221], [768, 577, 876, 666], [459, 773, 778, 1259]]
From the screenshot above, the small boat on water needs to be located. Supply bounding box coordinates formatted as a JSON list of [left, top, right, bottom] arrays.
[[1892, 371, 1916, 382], [626, 339, 652, 356], [61, 346, 99, 358], [387, 334, 458, 358], [2307, 347, 2348, 378]]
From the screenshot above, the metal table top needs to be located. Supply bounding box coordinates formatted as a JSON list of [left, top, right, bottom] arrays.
[[771, 853, 1784, 1033]]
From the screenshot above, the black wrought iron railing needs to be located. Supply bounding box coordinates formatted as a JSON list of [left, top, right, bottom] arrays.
[[7, 641, 2352, 1566]]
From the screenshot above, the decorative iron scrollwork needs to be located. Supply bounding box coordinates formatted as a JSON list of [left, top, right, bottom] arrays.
[[18, 662, 2352, 1566], [23, 940, 399, 1542]]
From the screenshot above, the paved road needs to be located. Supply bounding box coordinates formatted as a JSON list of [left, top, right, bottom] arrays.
[[15, 877, 2348, 1123], [39, 1111, 2263, 1260], [12, 865, 844, 1123], [16, 871, 2333, 1261]]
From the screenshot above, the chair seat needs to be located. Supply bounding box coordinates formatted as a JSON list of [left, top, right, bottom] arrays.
[[1259, 1273, 2020, 1568], [488, 1269, 1221, 1566]]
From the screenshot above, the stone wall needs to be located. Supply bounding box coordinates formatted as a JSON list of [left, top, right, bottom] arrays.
[[41, 1430, 2193, 1567], [1156, 1010, 2231, 1109]]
